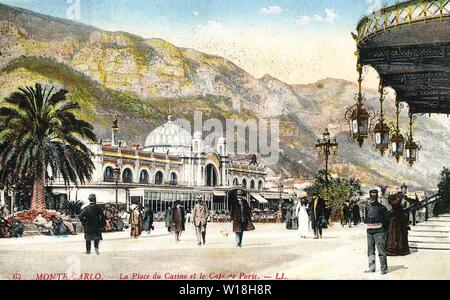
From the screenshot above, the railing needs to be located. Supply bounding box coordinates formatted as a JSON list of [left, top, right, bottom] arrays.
[[356, 0, 450, 45], [403, 193, 443, 226]]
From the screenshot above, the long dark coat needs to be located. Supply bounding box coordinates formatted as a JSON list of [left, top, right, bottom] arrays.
[[144, 208, 154, 231], [309, 198, 325, 224], [230, 199, 255, 233], [79, 203, 106, 241], [171, 206, 185, 232], [386, 203, 410, 256]]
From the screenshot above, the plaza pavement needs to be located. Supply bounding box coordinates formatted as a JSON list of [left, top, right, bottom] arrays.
[[0, 222, 448, 280]]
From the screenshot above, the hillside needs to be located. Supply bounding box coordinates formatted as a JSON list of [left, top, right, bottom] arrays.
[[1, 3, 448, 190]]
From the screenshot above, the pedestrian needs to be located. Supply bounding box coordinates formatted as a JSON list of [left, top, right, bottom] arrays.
[[192, 196, 209, 246], [129, 202, 143, 238], [386, 193, 410, 256], [79, 194, 106, 255], [309, 195, 325, 239], [296, 197, 310, 238], [164, 206, 172, 232], [171, 200, 185, 242], [230, 189, 255, 247], [285, 202, 292, 230], [352, 201, 361, 226], [143, 204, 154, 235], [364, 190, 390, 275]]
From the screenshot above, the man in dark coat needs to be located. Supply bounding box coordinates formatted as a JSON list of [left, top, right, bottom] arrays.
[[230, 189, 255, 247], [171, 200, 185, 242], [143, 204, 154, 234], [79, 194, 106, 255], [309, 195, 325, 239], [364, 190, 390, 275], [352, 201, 361, 226]]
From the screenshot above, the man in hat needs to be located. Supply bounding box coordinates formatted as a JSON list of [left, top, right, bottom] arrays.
[[192, 195, 209, 246], [79, 194, 106, 255], [230, 189, 255, 247], [364, 189, 390, 275], [171, 200, 186, 242], [309, 195, 325, 239]]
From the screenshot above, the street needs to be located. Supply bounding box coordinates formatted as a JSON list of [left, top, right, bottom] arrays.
[[0, 222, 449, 280]]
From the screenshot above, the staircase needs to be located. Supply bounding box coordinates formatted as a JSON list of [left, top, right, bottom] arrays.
[[409, 213, 450, 250]]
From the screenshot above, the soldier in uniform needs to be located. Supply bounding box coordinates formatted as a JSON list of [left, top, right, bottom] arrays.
[[364, 190, 390, 275], [79, 194, 106, 255], [192, 195, 209, 246]]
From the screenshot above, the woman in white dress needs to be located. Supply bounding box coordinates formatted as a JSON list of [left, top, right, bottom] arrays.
[[296, 198, 310, 238]]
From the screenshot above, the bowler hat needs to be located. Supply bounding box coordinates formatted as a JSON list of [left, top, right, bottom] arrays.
[[369, 190, 379, 196], [88, 194, 97, 202]]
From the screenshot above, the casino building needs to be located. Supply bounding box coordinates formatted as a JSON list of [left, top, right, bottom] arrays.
[[45, 117, 279, 212]]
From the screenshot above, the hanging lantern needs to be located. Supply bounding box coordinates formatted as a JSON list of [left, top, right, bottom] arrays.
[[345, 62, 373, 147], [372, 83, 390, 156], [404, 111, 421, 167], [390, 102, 405, 163]]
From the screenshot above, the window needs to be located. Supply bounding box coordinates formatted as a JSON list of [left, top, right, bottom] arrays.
[[104, 167, 114, 182], [250, 179, 255, 190], [139, 170, 149, 184], [122, 168, 133, 183], [170, 172, 178, 186], [242, 179, 247, 188], [258, 180, 264, 190], [206, 164, 218, 187], [155, 171, 164, 185], [233, 178, 239, 186]]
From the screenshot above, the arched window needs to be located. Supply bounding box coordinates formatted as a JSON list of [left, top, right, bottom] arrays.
[[122, 168, 133, 183], [170, 172, 178, 186], [155, 171, 164, 185], [258, 180, 264, 190], [250, 179, 255, 190], [104, 166, 114, 182], [205, 164, 218, 187], [233, 178, 239, 187], [242, 178, 247, 188], [139, 170, 149, 184]]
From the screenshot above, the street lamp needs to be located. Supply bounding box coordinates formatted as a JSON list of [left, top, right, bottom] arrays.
[[390, 102, 405, 163], [315, 128, 339, 187], [345, 63, 373, 147], [277, 181, 284, 221], [373, 83, 390, 156], [405, 110, 421, 167], [113, 167, 121, 211]]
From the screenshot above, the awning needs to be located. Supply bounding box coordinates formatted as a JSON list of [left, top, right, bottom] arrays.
[[213, 191, 226, 197], [251, 193, 268, 204]]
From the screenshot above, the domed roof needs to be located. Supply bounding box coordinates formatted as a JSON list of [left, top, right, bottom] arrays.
[[144, 116, 192, 152]]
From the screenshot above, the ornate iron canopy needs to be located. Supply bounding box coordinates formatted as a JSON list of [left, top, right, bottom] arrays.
[[355, 0, 450, 114]]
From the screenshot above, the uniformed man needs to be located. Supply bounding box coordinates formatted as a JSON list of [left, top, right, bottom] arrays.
[[364, 190, 390, 275]]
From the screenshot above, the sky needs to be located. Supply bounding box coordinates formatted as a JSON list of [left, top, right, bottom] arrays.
[[0, 0, 401, 85]]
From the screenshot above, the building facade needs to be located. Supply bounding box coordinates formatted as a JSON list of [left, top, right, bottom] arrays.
[[46, 117, 274, 212]]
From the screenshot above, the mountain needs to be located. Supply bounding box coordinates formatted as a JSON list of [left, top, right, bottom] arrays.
[[0, 3, 448, 190]]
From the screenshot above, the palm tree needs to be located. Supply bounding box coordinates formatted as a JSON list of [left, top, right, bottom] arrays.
[[0, 83, 97, 211]]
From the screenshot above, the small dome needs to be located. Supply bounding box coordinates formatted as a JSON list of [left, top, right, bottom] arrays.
[[144, 119, 192, 154]]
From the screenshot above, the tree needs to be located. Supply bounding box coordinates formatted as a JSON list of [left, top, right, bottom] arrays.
[[0, 83, 97, 211], [434, 167, 450, 216], [305, 170, 361, 219]]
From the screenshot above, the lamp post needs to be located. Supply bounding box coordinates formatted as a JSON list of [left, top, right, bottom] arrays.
[[113, 167, 121, 211], [277, 181, 284, 222], [315, 128, 338, 189]]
